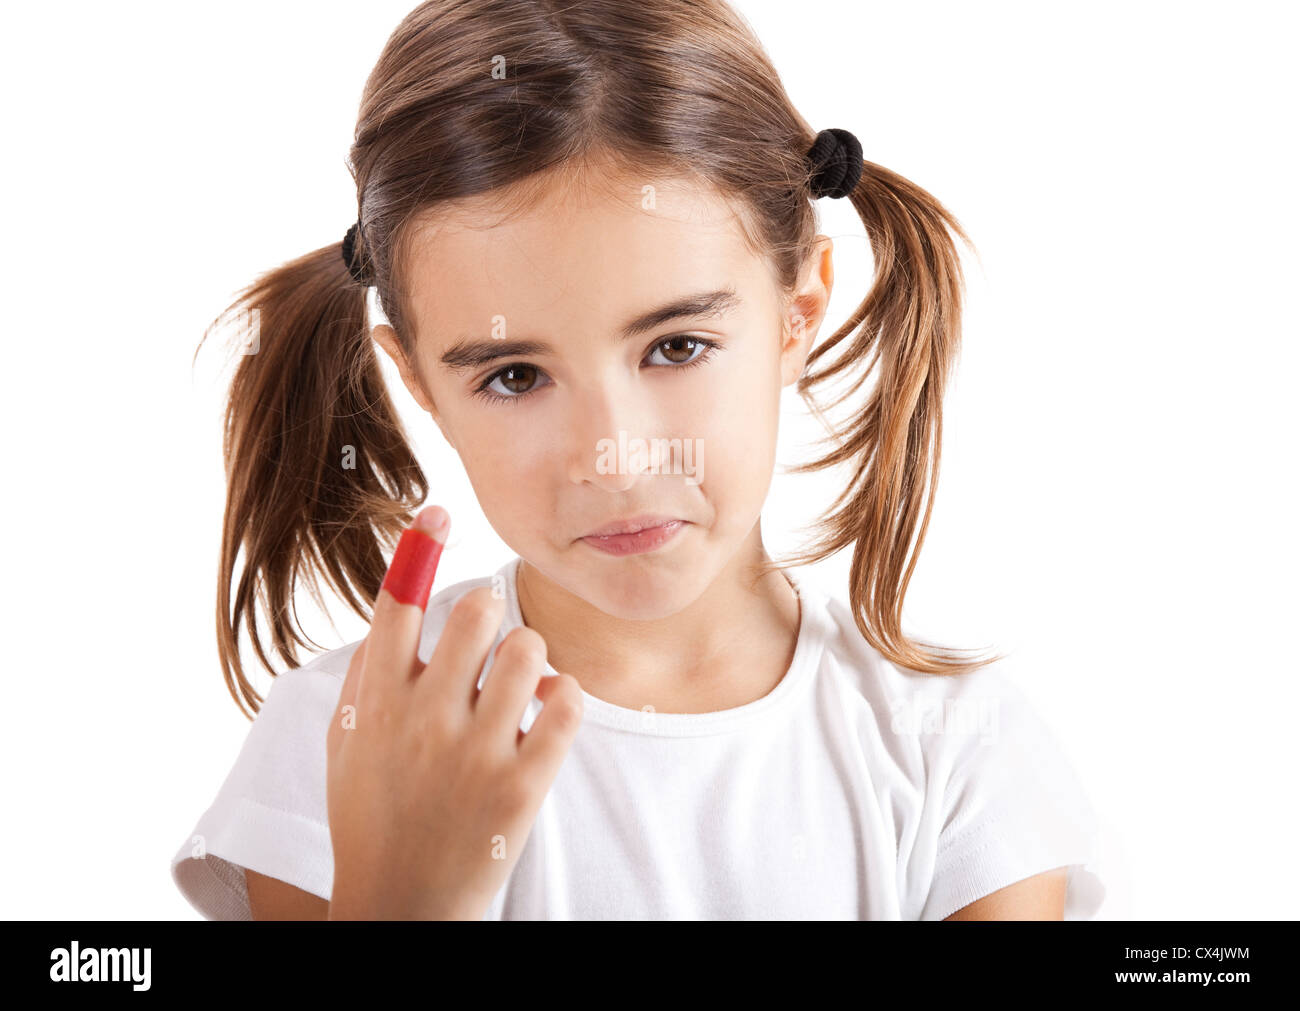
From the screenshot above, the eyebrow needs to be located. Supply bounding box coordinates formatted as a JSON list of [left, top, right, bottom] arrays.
[[437, 287, 741, 375]]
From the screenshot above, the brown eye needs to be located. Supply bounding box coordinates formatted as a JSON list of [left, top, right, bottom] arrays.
[[657, 336, 698, 364], [472, 336, 721, 407], [498, 364, 539, 394]]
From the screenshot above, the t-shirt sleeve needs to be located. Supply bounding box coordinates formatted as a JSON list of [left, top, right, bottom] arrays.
[[170, 658, 351, 920], [915, 667, 1106, 921]]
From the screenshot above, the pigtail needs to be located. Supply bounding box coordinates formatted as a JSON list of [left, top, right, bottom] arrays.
[[196, 242, 427, 720], [780, 159, 1005, 677]]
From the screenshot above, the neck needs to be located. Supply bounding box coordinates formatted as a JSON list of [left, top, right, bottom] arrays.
[[515, 522, 801, 714]]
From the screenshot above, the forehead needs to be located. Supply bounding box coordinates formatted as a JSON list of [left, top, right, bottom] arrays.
[[401, 171, 769, 345]]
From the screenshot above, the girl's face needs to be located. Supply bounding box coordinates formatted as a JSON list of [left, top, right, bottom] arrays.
[[376, 168, 832, 621]]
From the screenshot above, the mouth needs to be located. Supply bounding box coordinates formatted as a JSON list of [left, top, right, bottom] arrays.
[[578, 516, 689, 557], [581, 514, 683, 538]]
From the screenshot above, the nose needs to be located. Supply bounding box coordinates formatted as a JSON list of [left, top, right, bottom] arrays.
[[564, 381, 666, 491]]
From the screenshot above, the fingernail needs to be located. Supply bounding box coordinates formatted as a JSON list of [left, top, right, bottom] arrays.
[[415, 506, 449, 536]]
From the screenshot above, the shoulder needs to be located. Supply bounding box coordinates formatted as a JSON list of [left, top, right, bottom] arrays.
[[808, 589, 1105, 919], [813, 590, 1029, 741], [907, 659, 1105, 918]]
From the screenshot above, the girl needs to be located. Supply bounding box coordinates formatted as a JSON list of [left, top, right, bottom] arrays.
[[172, 0, 1104, 920]]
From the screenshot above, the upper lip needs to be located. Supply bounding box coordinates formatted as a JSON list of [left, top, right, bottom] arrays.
[[582, 514, 683, 538]]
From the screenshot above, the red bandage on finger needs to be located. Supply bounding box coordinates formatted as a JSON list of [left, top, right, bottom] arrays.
[[380, 527, 444, 609]]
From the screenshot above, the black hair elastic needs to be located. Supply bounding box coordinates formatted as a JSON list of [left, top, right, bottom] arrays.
[[806, 127, 863, 200], [342, 221, 369, 286], [341, 127, 862, 284]]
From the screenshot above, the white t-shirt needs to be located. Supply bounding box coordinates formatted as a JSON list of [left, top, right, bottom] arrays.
[[171, 555, 1106, 920]]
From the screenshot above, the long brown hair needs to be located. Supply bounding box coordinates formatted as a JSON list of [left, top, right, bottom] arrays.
[[197, 0, 1000, 720]]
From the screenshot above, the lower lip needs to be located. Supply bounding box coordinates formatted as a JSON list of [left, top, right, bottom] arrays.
[[580, 520, 687, 556]]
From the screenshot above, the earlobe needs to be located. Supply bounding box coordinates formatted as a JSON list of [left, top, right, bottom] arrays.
[[779, 237, 834, 387], [779, 313, 814, 388]]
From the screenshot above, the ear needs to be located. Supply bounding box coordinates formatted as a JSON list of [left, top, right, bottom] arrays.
[[370, 324, 456, 449], [779, 235, 834, 387]]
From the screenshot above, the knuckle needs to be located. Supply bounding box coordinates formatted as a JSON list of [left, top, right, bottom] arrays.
[[374, 700, 400, 731], [496, 776, 533, 814], [412, 706, 455, 745], [552, 696, 584, 732], [561, 673, 584, 702], [451, 587, 501, 633], [349, 698, 395, 737], [545, 677, 584, 730], [496, 627, 547, 670]]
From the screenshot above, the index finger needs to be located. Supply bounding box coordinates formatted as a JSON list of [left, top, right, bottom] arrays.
[[363, 505, 449, 694]]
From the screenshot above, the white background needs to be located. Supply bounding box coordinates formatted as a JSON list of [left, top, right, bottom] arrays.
[[1, 0, 1295, 920]]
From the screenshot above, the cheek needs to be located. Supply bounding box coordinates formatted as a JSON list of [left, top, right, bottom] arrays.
[[691, 343, 781, 447], [451, 420, 548, 522], [677, 389, 779, 512]]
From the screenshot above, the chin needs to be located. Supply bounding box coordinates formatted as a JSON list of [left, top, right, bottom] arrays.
[[574, 557, 706, 622]]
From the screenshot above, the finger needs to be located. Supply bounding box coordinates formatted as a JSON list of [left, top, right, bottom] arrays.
[[518, 672, 584, 780], [327, 636, 367, 757], [474, 626, 548, 741], [416, 584, 506, 712], [365, 506, 449, 696]]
